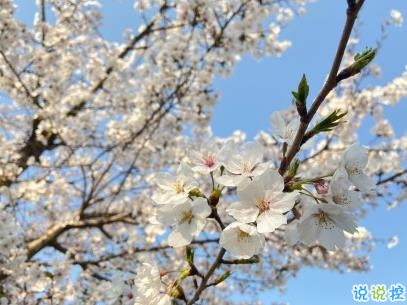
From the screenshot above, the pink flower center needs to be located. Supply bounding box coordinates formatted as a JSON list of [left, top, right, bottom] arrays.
[[203, 154, 215, 168], [314, 179, 328, 194]]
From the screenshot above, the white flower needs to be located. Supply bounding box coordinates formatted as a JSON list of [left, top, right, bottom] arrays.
[[220, 222, 265, 259], [340, 144, 375, 192], [216, 141, 269, 187], [327, 167, 362, 211], [297, 200, 358, 250], [133, 260, 171, 305], [188, 141, 221, 174], [156, 197, 211, 247], [270, 111, 300, 145], [344, 226, 372, 241], [152, 162, 199, 205], [226, 169, 298, 233], [387, 235, 399, 249], [389, 9, 403, 27]]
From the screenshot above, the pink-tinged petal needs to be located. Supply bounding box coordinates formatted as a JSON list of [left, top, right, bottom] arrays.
[[192, 164, 219, 174], [314, 179, 329, 195]]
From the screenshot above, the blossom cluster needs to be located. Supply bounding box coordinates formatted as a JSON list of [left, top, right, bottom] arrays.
[[139, 132, 377, 304], [100, 260, 171, 305], [152, 139, 375, 258]]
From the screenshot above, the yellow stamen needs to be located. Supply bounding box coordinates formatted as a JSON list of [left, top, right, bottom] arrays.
[[173, 181, 185, 194], [237, 229, 250, 242], [179, 210, 193, 224]]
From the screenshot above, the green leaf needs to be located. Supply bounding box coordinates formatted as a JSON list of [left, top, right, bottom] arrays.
[[292, 74, 309, 117], [287, 158, 300, 180], [336, 48, 377, 84], [186, 246, 194, 265], [297, 74, 309, 103], [216, 271, 231, 283], [291, 91, 300, 101], [353, 47, 377, 70], [310, 109, 347, 135]]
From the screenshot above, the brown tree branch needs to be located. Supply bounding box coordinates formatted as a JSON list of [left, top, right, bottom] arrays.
[[377, 169, 407, 186], [279, 0, 365, 175], [26, 213, 130, 259], [186, 248, 226, 305], [76, 238, 219, 268]]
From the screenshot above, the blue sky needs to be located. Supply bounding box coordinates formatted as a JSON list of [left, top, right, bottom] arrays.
[[12, 1, 407, 304]]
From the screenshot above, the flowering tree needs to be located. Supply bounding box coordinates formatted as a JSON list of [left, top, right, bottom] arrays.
[[0, 0, 406, 304]]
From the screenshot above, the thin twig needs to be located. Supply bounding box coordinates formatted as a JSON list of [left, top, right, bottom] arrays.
[[186, 248, 226, 305], [279, 0, 365, 175]]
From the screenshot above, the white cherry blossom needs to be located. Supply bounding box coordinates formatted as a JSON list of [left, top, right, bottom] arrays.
[[216, 141, 270, 187], [133, 260, 171, 305], [327, 167, 362, 211], [389, 9, 404, 27], [340, 144, 376, 192], [227, 169, 298, 233], [270, 111, 300, 145], [297, 200, 358, 250], [152, 162, 199, 205], [156, 197, 211, 247], [220, 222, 265, 259], [188, 141, 222, 174]]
